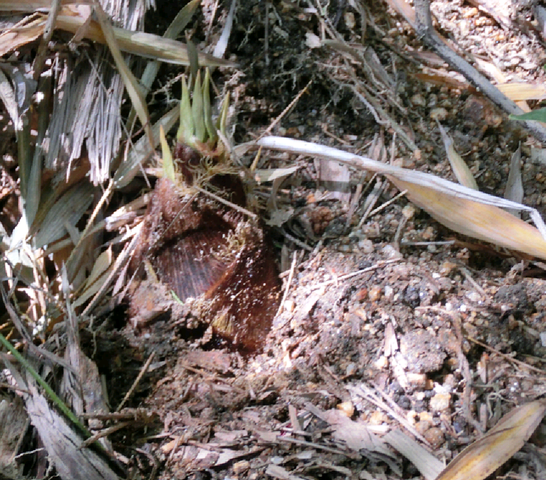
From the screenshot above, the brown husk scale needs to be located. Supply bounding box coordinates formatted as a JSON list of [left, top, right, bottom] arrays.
[[129, 152, 280, 350]]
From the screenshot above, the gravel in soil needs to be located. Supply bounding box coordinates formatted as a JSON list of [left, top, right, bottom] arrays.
[[4, 1, 546, 479], [96, 1, 546, 479]]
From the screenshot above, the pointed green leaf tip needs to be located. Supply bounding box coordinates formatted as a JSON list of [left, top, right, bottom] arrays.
[[176, 68, 229, 155], [203, 69, 217, 143], [192, 70, 206, 143], [160, 125, 175, 181], [510, 108, 546, 123], [177, 75, 194, 144]]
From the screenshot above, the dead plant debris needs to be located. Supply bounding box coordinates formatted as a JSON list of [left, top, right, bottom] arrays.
[[2, 1, 546, 480]]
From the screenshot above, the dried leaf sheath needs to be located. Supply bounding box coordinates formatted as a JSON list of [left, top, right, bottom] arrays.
[[154, 229, 232, 300], [130, 178, 280, 350]]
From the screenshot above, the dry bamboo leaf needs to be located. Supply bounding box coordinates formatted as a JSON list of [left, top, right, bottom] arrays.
[[0, 15, 44, 57], [138, 0, 200, 96], [76, 245, 113, 295], [114, 105, 179, 189], [0, 69, 21, 129], [389, 176, 546, 259], [0, 8, 234, 67], [255, 136, 546, 260], [323, 409, 394, 458], [254, 165, 301, 183], [21, 377, 120, 480], [437, 122, 478, 190], [53, 13, 234, 67], [505, 145, 523, 217], [33, 182, 94, 248], [0, 0, 74, 11], [497, 82, 546, 101], [0, 396, 27, 480], [266, 464, 307, 480], [436, 399, 546, 480], [92, 2, 153, 147], [384, 429, 445, 480], [414, 71, 471, 90], [213, 0, 237, 59]]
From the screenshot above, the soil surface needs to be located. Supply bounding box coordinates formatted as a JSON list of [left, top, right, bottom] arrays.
[[110, 1, 546, 479], [5, 1, 546, 479], [96, 1, 546, 479]]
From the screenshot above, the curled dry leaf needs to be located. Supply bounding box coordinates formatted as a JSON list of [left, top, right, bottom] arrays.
[[256, 136, 546, 261], [389, 176, 546, 260], [436, 122, 478, 190], [436, 398, 546, 480]]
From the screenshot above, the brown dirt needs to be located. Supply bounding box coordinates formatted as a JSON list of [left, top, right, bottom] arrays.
[[93, 1, 546, 479], [5, 1, 546, 479]]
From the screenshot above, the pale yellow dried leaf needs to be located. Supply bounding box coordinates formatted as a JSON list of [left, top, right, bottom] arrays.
[[384, 429, 445, 480], [0, 0, 74, 11], [73, 262, 113, 308], [54, 13, 234, 67], [437, 122, 478, 190], [437, 399, 546, 480], [258, 136, 546, 260], [389, 176, 546, 260], [81, 245, 113, 293], [497, 82, 546, 101], [254, 166, 301, 183], [505, 145, 523, 216], [0, 16, 44, 57]]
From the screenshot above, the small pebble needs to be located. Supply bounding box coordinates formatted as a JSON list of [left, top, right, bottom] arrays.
[[424, 427, 445, 448], [411, 93, 426, 107], [284, 300, 295, 313], [369, 286, 382, 302], [233, 460, 250, 475], [406, 373, 428, 389], [358, 239, 374, 253], [337, 401, 355, 417], [430, 107, 448, 121], [430, 392, 451, 412]]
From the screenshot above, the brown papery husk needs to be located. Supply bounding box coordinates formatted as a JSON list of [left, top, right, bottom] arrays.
[[129, 176, 280, 351]]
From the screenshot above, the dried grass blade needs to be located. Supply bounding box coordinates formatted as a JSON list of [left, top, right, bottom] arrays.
[[22, 380, 119, 480], [0, 0, 71, 11], [0, 15, 44, 57], [78, 245, 113, 294], [256, 136, 546, 260], [32, 182, 94, 248], [437, 122, 478, 190], [389, 176, 546, 260], [114, 105, 179, 189], [505, 144, 523, 216], [496, 82, 546, 101], [139, 0, 199, 94], [213, 0, 237, 59], [0, 68, 20, 129], [436, 399, 546, 480], [53, 14, 234, 67], [92, 2, 153, 147], [384, 429, 445, 480]]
